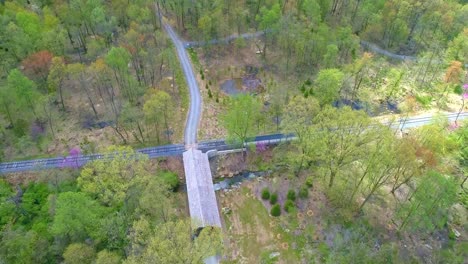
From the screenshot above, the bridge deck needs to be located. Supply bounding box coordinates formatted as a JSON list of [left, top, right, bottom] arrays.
[[183, 148, 221, 228]]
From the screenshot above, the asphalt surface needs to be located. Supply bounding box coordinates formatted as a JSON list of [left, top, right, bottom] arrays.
[[1, 112, 466, 174], [185, 31, 267, 48], [163, 23, 201, 145]]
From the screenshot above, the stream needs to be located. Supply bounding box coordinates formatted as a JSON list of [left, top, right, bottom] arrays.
[[213, 170, 270, 191]]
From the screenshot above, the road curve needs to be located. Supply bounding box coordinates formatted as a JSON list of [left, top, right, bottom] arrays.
[[163, 23, 201, 146]]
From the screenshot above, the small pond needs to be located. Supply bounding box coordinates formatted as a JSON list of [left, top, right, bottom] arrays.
[[220, 78, 244, 95]]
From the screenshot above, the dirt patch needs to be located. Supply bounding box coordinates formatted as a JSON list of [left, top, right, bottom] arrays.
[[157, 156, 185, 181]]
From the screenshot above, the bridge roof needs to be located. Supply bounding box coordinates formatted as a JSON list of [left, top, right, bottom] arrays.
[[183, 149, 221, 228]]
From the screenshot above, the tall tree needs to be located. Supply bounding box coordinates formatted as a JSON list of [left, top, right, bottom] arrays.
[[282, 95, 320, 175], [143, 91, 174, 143], [256, 3, 281, 58], [21, 50, 53, 92], [7, 69, 40, 118], [397, 171, 457, 231], [47, 57, 67, 110], [125, 219, 223, 264], [310, 106, 373, 188], [222, 94, 263, 152], [312, 68, 344, 106], [77, 146, 150, 207], [51, 192, 107, 241]]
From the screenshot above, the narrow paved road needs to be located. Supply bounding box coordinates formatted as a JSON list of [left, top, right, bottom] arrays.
[[1, 112, 466, 174], [163, 23, 201, 146]]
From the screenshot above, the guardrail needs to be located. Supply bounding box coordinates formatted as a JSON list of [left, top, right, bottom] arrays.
[[1, 113, 466, 174]]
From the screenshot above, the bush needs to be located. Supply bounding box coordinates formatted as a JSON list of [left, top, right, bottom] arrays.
[[269, 193, 278, 205], [270, 204, 281, 217], [284, 200, 295, 213], [261, 188, 270, 200], [306, 176, 314, 188], [287, 190, 296, 201], [161, 171, 180, 191], [299, 186, 308, 199], [415, 95, 432, 108], [454, 85, 463, 95]]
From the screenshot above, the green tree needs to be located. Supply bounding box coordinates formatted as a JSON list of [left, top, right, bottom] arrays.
[[96, 250, 122, 264], [125, 219, 223, 264], [7, 69, 40, 118], [137, 176, 174, 224], [282, 96, 320, 175], [312, 68, 344, 106], [77, 146, 150, 207], [222, 94, 263, 153], [19, 182, 50, 226], [446, 29, 468, 63], [143, 91, 174, 143], [397, 171, 457, 231], [310, 106, 373, 188], [256, 3, 281, 58], [0, 179, 14, 228], [0, 227, 49, 264], [271, 204, 282, 216], [106, 47, 140, 104], [47, 56, 67, 110], [63, 243, 96, 264], [51, 192, 107, 241]]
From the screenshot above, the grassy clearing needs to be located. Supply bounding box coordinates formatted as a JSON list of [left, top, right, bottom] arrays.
[[220, 186, 299, 263]]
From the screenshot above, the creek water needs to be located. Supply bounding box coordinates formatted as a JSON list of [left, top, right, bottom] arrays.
[[213, 170, 270, 191]]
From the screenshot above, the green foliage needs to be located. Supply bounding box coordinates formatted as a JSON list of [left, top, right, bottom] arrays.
[[136, 176, 174, 224], [305, 176, 314, 188], [223, 94, 263, 146], [299, 186, 309, 199], [453, 85, 463, 95], [0, 227, 48, 264], [19, 182, 50, 226], [287, 189, 296, 201], [51, 192, 107, 241], [415, 94, 433, 108], [261, 188, 270, 200], [269, 193, 278, 205], [143, 90, 175, 143], [126, 219, 223, 263], [284, 200, 295, 213], [77, 146, 149, 207], [96, 250, 121, 264], [105, 47, 130, 73], [63, 243, 96, 264], [397, 171, 457, 232], [0, 179, 14, 228], [270, 204, 281, 217], [312, 68, 344, 106], [161, 171, 179, 192], [257, 4, 281, 31], [187, 48, 200, 68]]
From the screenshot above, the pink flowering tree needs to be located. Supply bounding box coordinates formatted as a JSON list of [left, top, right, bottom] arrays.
[[256, 141, 268, 153], [60, 147, 83, 169], [455, 83, 468, 125]]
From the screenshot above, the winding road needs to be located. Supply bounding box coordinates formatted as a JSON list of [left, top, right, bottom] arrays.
[[0, 23, 466, 174], [163, 23, 201, 146]]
